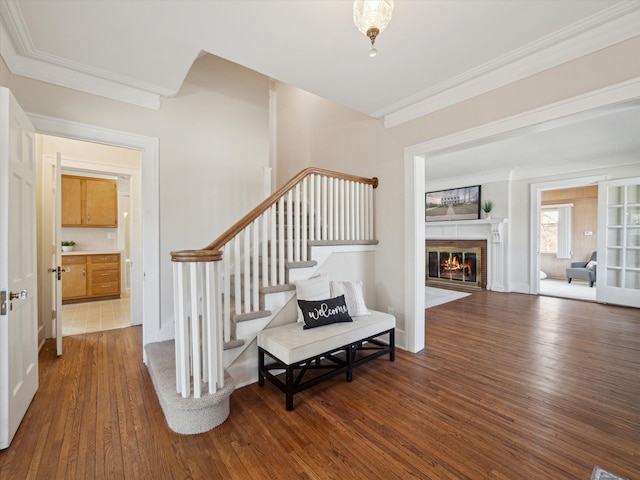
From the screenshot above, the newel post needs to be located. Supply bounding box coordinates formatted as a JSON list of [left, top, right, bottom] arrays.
[[170, 249, 223, 399]]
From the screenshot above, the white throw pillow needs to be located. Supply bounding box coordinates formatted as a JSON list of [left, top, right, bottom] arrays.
[[295, 273, 331, 322], [586, 260, 597, 270], [330, 280, 370, 317]]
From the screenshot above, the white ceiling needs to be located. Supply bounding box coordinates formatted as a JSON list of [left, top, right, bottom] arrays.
[[1, 0, 639, 181], [424, 100, 640, 186]]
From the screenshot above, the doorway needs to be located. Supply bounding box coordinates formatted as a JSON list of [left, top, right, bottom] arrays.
[[537, 184, 598, 302], [37, 134, 142, 341], [30, 113, 160, 351]]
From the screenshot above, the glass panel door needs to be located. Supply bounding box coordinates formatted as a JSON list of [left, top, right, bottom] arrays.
[[597, 177, 640, 307]]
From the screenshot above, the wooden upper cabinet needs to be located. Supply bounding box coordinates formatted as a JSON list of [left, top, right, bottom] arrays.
[[61, 175, 84, 226], [61, 175, 118, 227], [86, 178, 118, 226]]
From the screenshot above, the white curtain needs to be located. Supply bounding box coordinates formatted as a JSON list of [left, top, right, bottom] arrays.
[[556, 204, 573, 259]]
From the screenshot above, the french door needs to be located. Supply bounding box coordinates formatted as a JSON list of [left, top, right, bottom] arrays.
[[597, 177, 640, 308]]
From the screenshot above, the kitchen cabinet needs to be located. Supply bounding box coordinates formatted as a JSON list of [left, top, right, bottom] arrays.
[[89, 254, 121, 298], [61, 255, 87, 300], [62, 253, 121, 303], [61, 175, 118, 227]]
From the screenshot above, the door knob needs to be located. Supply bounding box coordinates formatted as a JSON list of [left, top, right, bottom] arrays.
[[48, 266, 69, 280], [9, 290, 27, 300]]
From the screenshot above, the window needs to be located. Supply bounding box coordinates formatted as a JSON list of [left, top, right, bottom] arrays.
[[541, 204, 572, 259], [540, 208, 558, 253]]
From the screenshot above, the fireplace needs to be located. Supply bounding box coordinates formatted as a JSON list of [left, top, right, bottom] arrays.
[[426, 240, 487, 289]]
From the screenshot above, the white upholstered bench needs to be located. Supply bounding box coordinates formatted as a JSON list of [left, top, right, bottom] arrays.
[[257, 310, 395, 410]]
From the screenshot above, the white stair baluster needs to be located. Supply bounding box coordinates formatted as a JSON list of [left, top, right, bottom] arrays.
[[278, 198, 285, 284], [302, 178, 308, 261], [243, 227, 251, 313], [204, 261, 218, 393], [353, 183, 362, 240], [287, 191, 293, 263], [308, 175, 315, 242], [336, 179, 346, 240], [294, 184, 300, 262], [252, 219, 259, 311], [234, 236, 241, 317], [173, 261, 188, 396], [262, 212, 268, 288], [201, 264, 208, 387], [270, 205, 277, 286], [368, 185, 374, 239], [215, 261, 224, 389], [223, 245, 231, 343], [316, 175, 322, 241], [322, 175, 328, 241], [189, 262, 201, 398], [328, 178, 334, 240]]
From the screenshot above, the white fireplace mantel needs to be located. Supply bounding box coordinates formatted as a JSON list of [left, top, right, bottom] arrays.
[[425, 218, 508, 291]]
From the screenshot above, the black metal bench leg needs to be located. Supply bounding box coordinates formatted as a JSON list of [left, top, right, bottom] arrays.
[[286, 366, 294, 411], [390, 329, 395, 362], [258, 348, 265, 386], [346, 344, 355, 382]]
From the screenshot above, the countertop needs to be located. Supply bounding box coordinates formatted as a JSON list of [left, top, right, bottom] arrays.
[[61, 250, 122, 256]]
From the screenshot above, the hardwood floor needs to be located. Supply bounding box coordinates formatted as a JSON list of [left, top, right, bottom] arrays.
[[1, 291, 638, 479]]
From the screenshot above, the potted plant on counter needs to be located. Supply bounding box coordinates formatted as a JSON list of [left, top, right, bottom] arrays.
[[61, 240, 76, 252]]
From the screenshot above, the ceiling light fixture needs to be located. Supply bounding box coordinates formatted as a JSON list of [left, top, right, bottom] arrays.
[[353, 0, 394, 57]]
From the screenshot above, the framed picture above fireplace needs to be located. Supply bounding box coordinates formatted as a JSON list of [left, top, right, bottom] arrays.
[[425, 185, 481, 222]]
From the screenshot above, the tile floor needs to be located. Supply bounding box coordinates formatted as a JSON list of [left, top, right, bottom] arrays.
[[62, 290, 131, 336]]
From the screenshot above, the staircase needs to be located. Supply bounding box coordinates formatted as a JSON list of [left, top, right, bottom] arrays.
[[145, 168, 379, 434]]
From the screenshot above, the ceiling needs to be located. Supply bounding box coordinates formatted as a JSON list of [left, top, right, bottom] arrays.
[[1, 0, 639, 182], [424, 99, 640, 185]]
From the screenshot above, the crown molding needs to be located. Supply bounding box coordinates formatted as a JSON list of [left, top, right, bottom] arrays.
[[0, 0, 174, 110], [417, 77, 640, 190], [382, 1, 640, 128]]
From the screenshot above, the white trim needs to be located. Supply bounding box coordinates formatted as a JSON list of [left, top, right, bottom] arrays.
[[0, 1, 171, 110], [27, 113, 160, 354], [404, 153, 425, 353], [407, 78, 640, 159], [404, 80, 640, 354], [541, 203, 575, 209], [382, 2, 640, 127]]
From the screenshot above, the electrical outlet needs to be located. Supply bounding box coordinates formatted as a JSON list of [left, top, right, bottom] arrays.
[[107, 232, 116, 239], [387, 306, 394, 315]]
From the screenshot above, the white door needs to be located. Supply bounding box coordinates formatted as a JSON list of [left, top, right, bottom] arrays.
[[45, 153, 63, 355], [0, 88, 38, 449], [597, 177, 640, 308]]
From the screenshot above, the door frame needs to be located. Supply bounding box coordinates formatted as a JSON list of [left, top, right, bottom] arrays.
[[29, 113, 160, 352], [529, 176, 606, 296]]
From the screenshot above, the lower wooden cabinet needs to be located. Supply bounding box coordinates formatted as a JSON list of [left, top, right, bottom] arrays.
[[61, 255, 87, 299], [62, 253, 121, 303]]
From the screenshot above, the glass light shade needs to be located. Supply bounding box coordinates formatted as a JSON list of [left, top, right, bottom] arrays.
[[353, 0, 394, 37]]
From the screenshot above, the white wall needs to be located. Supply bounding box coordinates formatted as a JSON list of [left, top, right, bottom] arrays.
[[2, 54, 270, 339]]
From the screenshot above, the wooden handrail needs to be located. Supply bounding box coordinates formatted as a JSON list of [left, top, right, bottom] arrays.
[[170, 168, 378, 262]]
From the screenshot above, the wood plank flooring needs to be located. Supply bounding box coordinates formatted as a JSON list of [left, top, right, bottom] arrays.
[[1, 291, 639, 479]]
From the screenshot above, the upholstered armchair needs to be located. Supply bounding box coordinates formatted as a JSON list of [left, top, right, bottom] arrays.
[[566, 251, 597, 287]]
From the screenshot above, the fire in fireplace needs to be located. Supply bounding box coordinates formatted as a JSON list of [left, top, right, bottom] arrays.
[[427, 246, 481, 287]]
